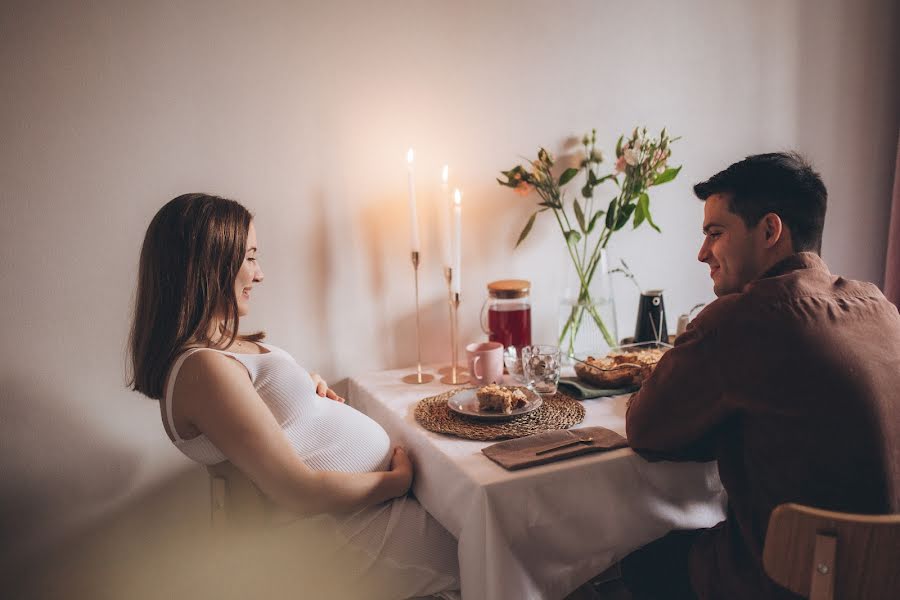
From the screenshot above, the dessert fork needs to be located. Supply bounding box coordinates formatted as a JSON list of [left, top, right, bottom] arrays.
[[535, 435, 594, 455]]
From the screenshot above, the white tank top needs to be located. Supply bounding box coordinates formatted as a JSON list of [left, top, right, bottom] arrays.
[[163, 343, 391, 473]]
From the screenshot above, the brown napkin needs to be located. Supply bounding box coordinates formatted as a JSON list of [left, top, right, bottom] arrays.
[[482, 426, 628, 470]]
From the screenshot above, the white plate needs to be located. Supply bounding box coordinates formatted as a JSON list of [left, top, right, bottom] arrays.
[[447, 387, 543, 420]]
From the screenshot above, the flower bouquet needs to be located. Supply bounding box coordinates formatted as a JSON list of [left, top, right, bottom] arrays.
[[498, 127, 680, 356]]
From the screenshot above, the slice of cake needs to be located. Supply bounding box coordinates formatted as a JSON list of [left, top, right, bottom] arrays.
[[476, 384, 529, 414]]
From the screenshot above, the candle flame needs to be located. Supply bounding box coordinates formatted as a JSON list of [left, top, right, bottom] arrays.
[[454, 189, 461, 205], [407, 148, 414, 164], [441, 164, 449, 183]]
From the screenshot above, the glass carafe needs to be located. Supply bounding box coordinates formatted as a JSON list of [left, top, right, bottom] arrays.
[[481, 279, 532, 351]]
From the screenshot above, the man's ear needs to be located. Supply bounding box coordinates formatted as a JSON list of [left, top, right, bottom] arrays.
[[761, 213, 784, 248]]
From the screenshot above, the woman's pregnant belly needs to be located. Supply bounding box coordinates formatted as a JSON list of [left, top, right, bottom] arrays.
[[283, 396, 392, 473]]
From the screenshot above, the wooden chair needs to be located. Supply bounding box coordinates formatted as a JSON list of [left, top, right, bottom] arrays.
[[763, 502, 900, 600]]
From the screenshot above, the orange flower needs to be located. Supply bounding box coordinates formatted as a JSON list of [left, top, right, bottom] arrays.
[[514, 181, 534, 196]]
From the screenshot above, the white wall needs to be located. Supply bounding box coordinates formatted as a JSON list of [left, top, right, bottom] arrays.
[[1, 0, 898, 585]]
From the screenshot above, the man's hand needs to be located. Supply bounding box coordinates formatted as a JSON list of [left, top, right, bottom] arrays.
[[309, 372, 345, 403], [387, 447, 413, 497]]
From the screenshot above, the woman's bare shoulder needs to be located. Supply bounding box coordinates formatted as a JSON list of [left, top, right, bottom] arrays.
[[172, 349, 251, 410]]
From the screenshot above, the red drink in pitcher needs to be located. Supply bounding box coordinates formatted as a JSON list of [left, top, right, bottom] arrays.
[[483, 280, 532, 350], [487, 304, 532, 350]]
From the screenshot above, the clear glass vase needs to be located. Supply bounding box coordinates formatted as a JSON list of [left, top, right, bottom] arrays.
[[558, 248, 618, 361]]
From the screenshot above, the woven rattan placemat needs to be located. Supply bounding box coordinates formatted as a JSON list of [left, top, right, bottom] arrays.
[[414, 387, 586, 441]]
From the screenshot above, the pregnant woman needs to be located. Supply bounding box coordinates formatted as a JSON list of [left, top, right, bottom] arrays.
[[127, 193, 459, 599]]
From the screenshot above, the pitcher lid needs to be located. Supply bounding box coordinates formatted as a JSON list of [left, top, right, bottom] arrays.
[[487, 279, 530, 299]]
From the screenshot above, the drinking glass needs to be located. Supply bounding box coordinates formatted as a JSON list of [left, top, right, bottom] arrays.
[[503, 346, 525, 384], [522, 345, 561, 395]]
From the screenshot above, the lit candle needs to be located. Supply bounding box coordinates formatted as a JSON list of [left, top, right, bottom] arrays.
[[406, 148, 420, 252], [452, 189, 462, 294], [439, 165, 451, 268]]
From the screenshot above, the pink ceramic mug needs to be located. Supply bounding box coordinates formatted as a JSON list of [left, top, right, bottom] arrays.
[[466, 341, 504, 385]]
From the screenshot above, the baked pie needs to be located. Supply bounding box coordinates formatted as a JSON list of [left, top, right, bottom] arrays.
[[476, 384, 529, 413], [574, 348, 666, 388]]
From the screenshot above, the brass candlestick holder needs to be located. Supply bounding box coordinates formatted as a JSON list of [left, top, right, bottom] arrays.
[[440, 283, 470, 385], [402, 251, 434, 385], [438, 266, 467, 377]]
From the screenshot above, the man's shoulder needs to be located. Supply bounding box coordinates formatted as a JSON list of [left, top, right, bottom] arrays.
[[830, 275, 886, 300], [690, 294, 744, 331], [749, 255, 883, 302], [688, 288, 790, 341]]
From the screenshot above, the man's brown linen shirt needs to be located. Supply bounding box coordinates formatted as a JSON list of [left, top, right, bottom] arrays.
[[626, 253, 900, 599]]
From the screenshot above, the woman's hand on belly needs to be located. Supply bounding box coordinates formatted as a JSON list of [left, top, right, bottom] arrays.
[[386, 447, 413, 497], [309, 372, 345, 403]]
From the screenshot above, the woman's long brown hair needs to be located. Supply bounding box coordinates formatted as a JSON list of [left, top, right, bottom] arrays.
[[128, 193, 264, 400]]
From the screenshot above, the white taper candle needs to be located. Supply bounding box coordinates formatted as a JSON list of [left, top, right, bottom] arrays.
[[452, 189, 462, 294], [406, 148, 420, 252], [440, 165, 451, 268]]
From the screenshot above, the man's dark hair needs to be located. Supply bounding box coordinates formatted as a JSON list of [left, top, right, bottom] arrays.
[[693, 152, 827, 253]]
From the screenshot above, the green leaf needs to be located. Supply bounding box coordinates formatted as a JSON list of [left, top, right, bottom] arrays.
[[587, 210, 606, 233], [652, 165, 681, 186], [638, 192, 649, 213], [558, 167, 578, 186], [614, 203, 636, 230], [632, 199, 646, 229], [581, 182, 593, 199], [615, 134, 624, 157], [639, 193, 661, 232], [605, 198, 617, 229], [573, 199, 586, 232], [516, 212, 537, 248], [564, 229, 582, 246]]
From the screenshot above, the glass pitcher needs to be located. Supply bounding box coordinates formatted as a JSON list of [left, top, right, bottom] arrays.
[[481, 279, 532, 351]]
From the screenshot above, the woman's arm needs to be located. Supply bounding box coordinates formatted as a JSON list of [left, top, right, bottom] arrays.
[[175, 350, 411, 516]]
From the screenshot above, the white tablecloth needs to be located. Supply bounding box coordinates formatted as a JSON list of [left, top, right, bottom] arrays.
[[348, 368, 727, 600]]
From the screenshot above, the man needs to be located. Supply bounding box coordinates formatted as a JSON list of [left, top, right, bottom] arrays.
[[621, 152, 900, 599]]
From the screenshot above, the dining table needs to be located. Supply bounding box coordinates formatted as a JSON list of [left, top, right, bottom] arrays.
[[347, 366, 727, 600]]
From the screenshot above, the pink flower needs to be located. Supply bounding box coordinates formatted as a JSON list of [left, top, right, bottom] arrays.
[[514, 181, 534, 196], [615, 156, 627, 173]]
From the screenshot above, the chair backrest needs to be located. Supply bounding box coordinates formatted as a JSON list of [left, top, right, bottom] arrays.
[[763, 502, 900, 600], [206, 461, 274, 532]]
